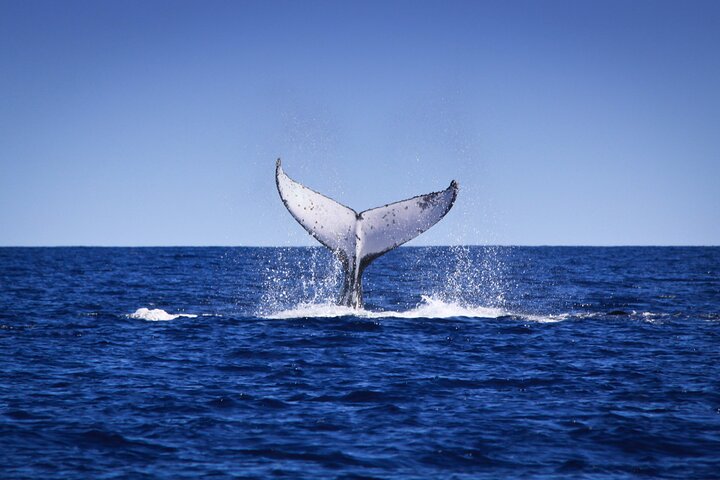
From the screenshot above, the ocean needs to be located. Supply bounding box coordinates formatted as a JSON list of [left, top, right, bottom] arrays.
[[1, 246, 719, 479]]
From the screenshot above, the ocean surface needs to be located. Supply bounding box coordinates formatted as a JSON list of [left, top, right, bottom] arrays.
[[1, 246, 719, 479]]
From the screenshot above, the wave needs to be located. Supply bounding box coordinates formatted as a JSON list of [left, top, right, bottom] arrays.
[[128, 308, 198, 321], [263, 295, 565, 323]]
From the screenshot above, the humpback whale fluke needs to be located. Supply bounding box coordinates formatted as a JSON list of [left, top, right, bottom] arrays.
[[275, 159, 458, 309]]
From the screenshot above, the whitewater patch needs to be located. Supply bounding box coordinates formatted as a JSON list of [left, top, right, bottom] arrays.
[[263, 295, 565, 323], [128, 308, 198, 321]]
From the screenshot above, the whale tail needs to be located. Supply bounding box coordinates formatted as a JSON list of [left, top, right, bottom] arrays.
[[275, 159, 458, 308]]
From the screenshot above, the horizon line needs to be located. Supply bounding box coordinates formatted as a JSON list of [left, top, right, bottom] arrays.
[[1, 244, 718, 248]]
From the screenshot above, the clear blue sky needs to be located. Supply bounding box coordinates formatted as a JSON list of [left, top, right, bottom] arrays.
[[1, 0, 718, 246]]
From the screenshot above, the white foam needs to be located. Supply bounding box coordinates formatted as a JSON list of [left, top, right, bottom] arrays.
[[263, 295, 564, 323], [640, 311, 669, 323], [266, 303, 362, 320], [128, 308, 198, 321], [381, 296, 507, 319]]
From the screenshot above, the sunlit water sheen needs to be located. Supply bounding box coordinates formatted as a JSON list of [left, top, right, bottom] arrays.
[[1, 246, 719, 479]]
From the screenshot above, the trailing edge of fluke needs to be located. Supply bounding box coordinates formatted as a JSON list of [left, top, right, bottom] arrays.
[[275, 159, 458, 309]]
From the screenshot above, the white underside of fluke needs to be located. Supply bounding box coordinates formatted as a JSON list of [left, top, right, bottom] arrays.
[[275, 159, 458, 307]]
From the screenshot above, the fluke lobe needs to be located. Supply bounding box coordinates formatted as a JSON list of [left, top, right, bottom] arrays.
[[275, 159, 458, 309]]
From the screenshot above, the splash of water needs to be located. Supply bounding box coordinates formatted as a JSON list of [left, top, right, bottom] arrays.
[[258, 247, 342, 316], [258, 246, 515, 318], [128, 308, 198, 321], [439, 245, 508, 308], [264, 295, 564, 323]]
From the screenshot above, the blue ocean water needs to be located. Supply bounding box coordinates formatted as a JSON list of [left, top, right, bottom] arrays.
[[1, 246, 719, 479]]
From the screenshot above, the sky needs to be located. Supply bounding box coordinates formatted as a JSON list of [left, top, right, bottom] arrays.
[[1, 0, 719, 246]]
